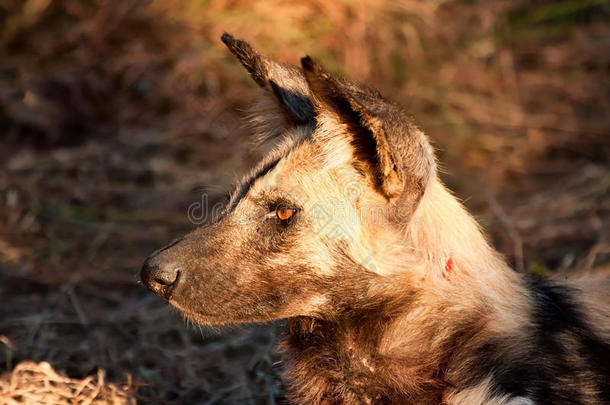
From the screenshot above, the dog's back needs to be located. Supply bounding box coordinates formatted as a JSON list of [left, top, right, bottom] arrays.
[[487, 276, 609, 404]]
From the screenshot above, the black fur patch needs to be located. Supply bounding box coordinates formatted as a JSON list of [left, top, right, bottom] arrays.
[[269, 80, 314, 124], [471, 277, 609, 404]]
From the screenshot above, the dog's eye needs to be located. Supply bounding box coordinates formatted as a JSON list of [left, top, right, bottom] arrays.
[[264, 204, 298, 225], [276, 206, 295, 222]]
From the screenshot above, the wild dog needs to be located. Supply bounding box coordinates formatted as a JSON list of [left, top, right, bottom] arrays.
[[141, 34, 610, 405]]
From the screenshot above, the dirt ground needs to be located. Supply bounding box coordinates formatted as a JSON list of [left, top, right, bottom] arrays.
[[0, 1, 608, 404]]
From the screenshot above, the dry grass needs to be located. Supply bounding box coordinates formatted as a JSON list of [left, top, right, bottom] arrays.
[[0, 361, 134, 405], [0, 0, 608, 403]]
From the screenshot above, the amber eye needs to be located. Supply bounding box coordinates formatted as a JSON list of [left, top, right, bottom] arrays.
[[276, 206, 295, 222]]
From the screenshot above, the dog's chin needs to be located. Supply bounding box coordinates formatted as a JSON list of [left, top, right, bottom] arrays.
[[168, 299, 225, 325], [169, 299, 278, 326]]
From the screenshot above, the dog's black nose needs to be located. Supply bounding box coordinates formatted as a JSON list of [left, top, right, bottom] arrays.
[[141, 254, 181, 300]]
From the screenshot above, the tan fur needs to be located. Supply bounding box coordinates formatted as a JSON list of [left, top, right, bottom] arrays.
[[445, 377, 535, 404]]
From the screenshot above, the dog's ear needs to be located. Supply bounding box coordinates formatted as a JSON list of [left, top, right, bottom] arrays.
[[221, 33, 313, 126], [301, 56, 435, 219]]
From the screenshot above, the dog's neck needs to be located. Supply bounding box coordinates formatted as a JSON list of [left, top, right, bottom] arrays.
[[403, 178, 511, 278], [402, 178, 528, 330]]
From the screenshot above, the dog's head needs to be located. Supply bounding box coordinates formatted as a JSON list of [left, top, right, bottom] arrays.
[[141, 34, 436, 325]]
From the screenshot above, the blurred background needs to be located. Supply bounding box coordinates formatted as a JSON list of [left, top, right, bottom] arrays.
[[0, 0, 608, 403]]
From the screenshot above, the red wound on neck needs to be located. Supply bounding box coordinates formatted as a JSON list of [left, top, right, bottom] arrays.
[[445, 257, 454, 273]]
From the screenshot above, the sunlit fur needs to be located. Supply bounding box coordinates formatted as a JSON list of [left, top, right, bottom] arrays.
[[142, 35, 610, 405]]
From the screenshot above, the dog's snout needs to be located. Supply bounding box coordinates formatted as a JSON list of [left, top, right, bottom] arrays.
[[141, 253, 181, 300]]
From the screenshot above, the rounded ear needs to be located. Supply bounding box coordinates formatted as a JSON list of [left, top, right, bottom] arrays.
[[221, 33, 314, 126], [301, 56, 436, 220]]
